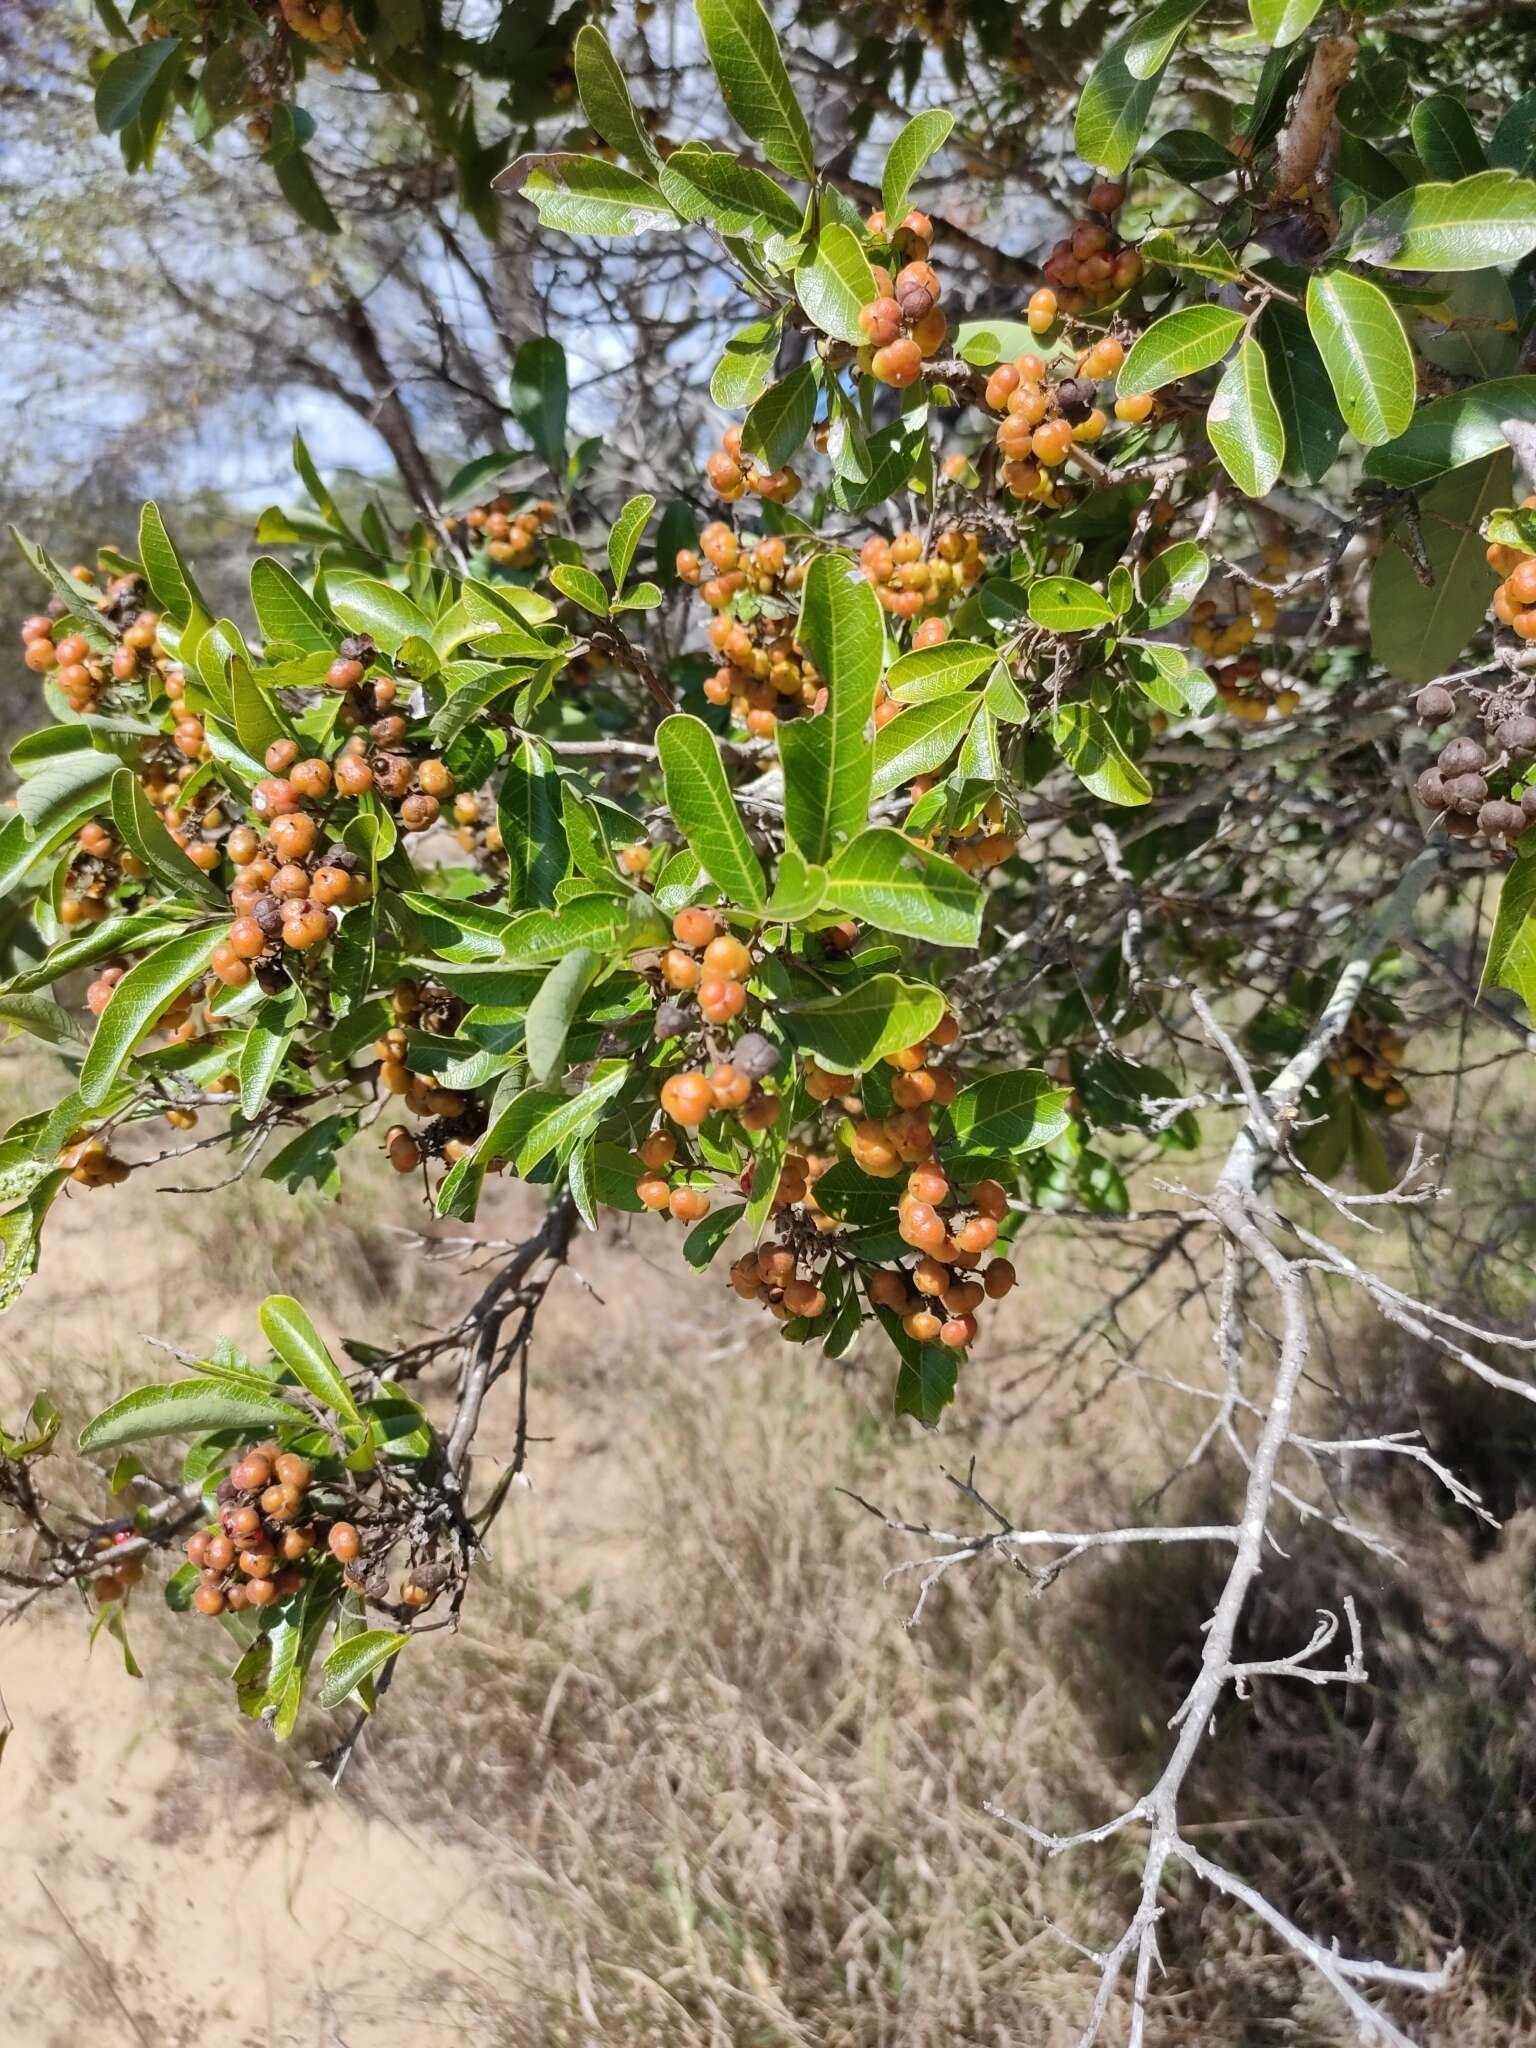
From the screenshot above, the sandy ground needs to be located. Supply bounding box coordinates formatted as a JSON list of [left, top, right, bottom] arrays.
[[0, 1149, 724, 2048]]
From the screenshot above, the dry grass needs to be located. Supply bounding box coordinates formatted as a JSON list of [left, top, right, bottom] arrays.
[[4, 1042, 1536, 2044]]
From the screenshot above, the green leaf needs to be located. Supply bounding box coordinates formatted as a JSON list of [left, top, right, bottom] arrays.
[[1117, 306, 1244, 398], [764, 846, 827, 921], [1305, 272, 1416, 447], [661, 148, 803, 235], [327, 575, 432, 654], [9, 530, 115, 650], [270, 148, 341, 235], [441, 451, 525, 511], [265, 1571, 341, 1742], [796, 223, 879, 345], [1362, 375, 1536, 485], [14, 748, 117, 835], [318, 1629, 408, 1712], [1410, 94, 1488, 181], [607, 494, 655, 595], [1256, 301, 1346, 485], [95, 37, 182, 133], [139, 502, 208, 628], [78, 926, 222, 1109], [948, 1070, 1072, 1154], [1075, 29, 1164, 175], [0, 994, 86, 1051], [1127, 0, 1206, 76], [574, 25, 660, 168], [1490, 91, 1536, 176], [498, 743, 567, 916], [823, 828, 983, 947], [259, 1295, 364, 1430], [1368, 449, 1511, 686], [79, 1377, 294, 1453], [108, 770, 225, 906], [1028, 576, 1115, 632], [877, 1306, 956, 1425], [525, 949, 601, 1082], [683, 1202, 747, 1270], [550, 564, 610, 617], [887, 641, 996, 703], [1206, 338, 1284, 498], [510, 338, 569, 475], [520, 155, 677, 237], [711, 314, 786, 407], [784, 973, 945, 1071], [1483, 845, 1536, 1020], [870, 694, 980, 797], [656, 715, 767, 910], [1350, 171, 1536, 273], [1137, 230, 1243, 283], [696, 0, 815, 181], [663, 148, 806, 237], [1145, 129, 1237, 185], [502, 896, 630, 963], [1052, 703, 1152, 807], [250, 558, 335, 654], [238, 1013, 293, 1120], [743, 362, 817, 471], [1248, 0, 1321, 44], [1137, 540, 1210, 625], [882, 110, 953, 224], [1416, 269, 1520, 380], [780, 554, 885, 861]]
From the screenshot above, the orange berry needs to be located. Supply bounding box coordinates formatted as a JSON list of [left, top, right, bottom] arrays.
[[661, 1072, 714, 1125]]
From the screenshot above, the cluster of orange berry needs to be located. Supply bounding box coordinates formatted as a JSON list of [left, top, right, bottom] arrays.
[[915, 789, 1017, 873], [873, 1169, 1016, 1349], [462, 495, 556, 567], [1488, 499, 1536, 640], [1190, 574, 1281, 661], [19, 600, 162, 715], [1328, 1012, 1410, 1112], [276, 0, 360, 53], [89, 1528, 146, 1605], [1040, 182, 1142, 314], [855, 208, 947, 389], [728, 1235, 831, 1321], [704, 422, 803, 505], [207, 748, 380, 987], [448, 788, 505, 859], [184, 1445, 331, 1616], [677, 526, 820, 737], [858, 528, 985, 622], [58, 818, 147, 929], [1212, 657, 1299, 723], [378, 980, 482, 1173], [984, 335, 1139, 503], [62, 1134, 132, 1190]]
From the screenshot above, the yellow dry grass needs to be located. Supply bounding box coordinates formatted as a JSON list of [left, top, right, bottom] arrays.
[[1, 1039, 1534, 2046]]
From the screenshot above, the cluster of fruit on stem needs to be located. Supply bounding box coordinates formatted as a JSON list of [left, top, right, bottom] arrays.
[[679, 526, 819, 737], [855, 208, 948, 389], [185, 1446, 328, 1615], [379, 979, 487, 1174], [19, 583, 162, 714], [1039, 181, 1143, 313], [704, 422, 804, 505], [1326, 1010, 1411, 1111], [1487, 499, 1536, 643], [1189, 550, 1299, 722], [985, 333, 1132, 504], [858, 527, 986, 623], [89, 1528, 147, 1604], [457, 494, 556, 568]]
